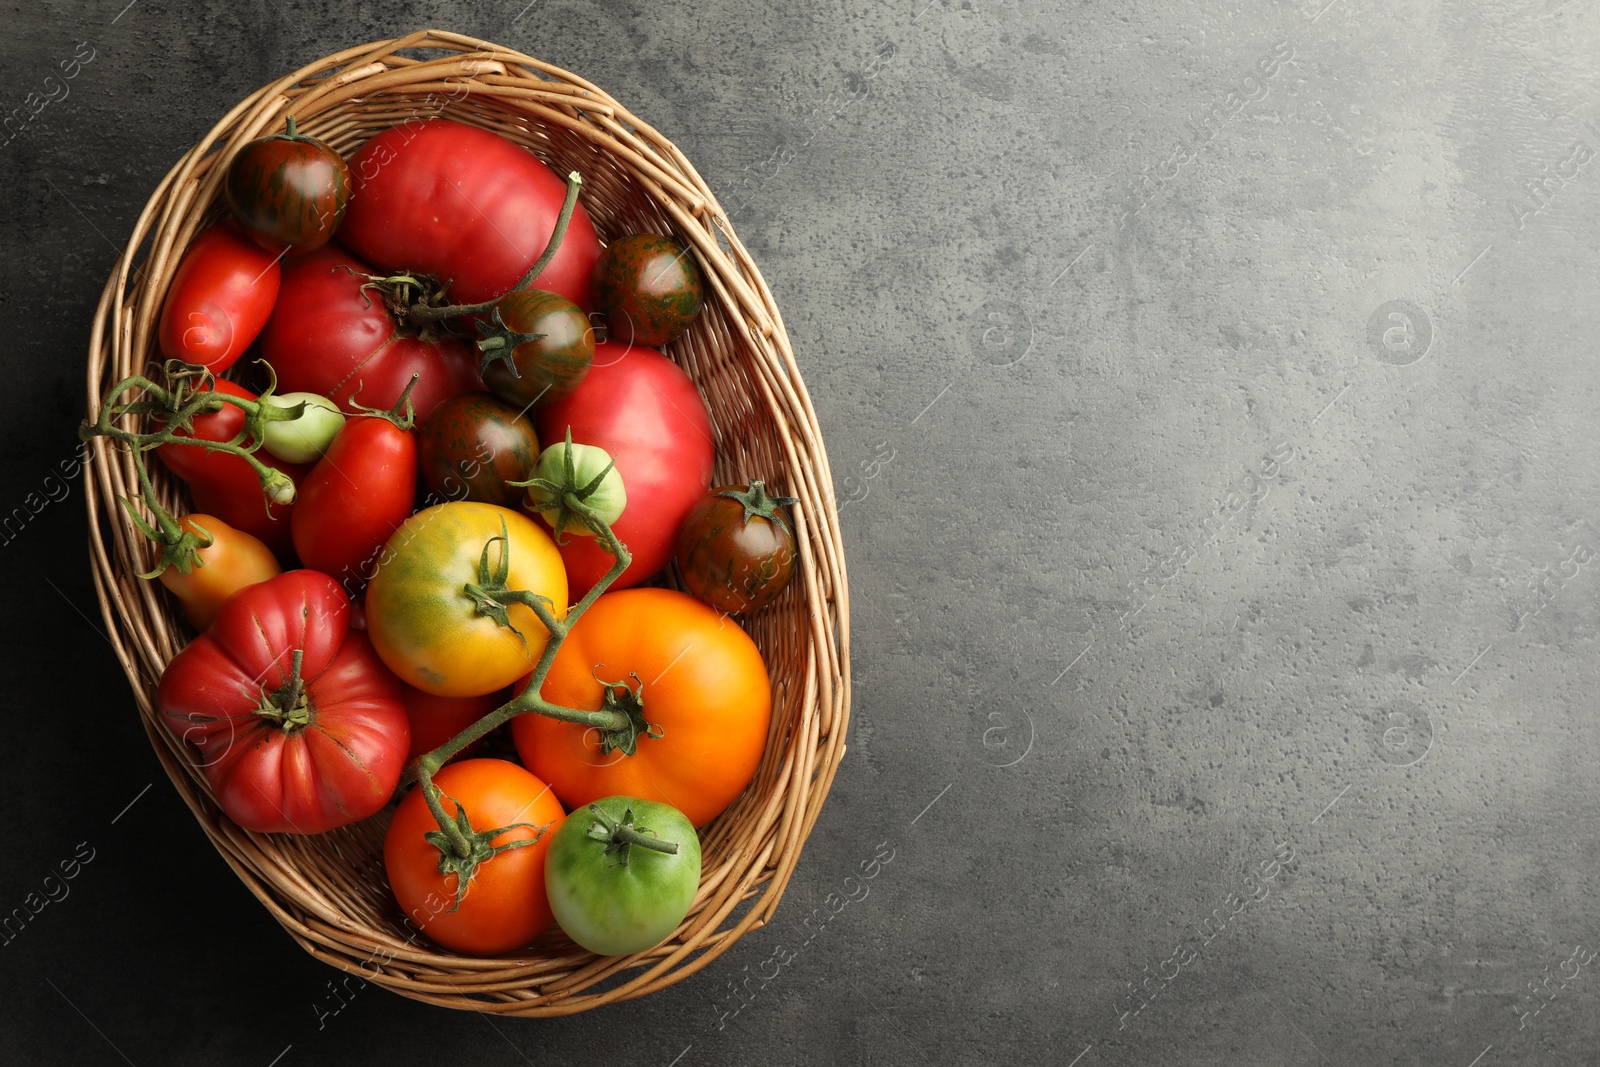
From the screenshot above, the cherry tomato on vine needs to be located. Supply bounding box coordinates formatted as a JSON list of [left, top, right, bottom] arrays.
[[156, 570, 409, 834], [340, 119, 602, 309], [545, 796, 702, 957], [384, 758, 564, 955], [291, 410, 418, 592], [534, 342, 713, 596], [155, 377, 306, 560], [157, 224, 281, 373], [225, 115, 353, 254], [590, 234, 703, 348], [478, 289, 595, 408], [259, 244, 482, 422], [675, 481, 798, 615], [157, 513, 281, 630], [417, 392, 541, 508], [365, 502, 567, 698], [513, 588, 771, 826]]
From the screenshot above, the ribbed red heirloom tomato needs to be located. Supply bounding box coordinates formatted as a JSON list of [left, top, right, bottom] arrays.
[[534, 342, 714, 596], [258, 244, 481, 422], [339, 119, 602, 309], [157, 224, 281, 372], [156, 570, 409, 835]]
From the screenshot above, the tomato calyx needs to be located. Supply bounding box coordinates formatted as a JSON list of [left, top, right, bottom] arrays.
[[347, 372, 420, 430], [719, 480, 799, 532], [255, 649, 314, 732], [473, 302, 547, 378], [462, 516, 562, 649], [589, 672, 662, 757], [421, 791, 551, 912], [511, 430, 625, 543], [582, 802, 680, 866]]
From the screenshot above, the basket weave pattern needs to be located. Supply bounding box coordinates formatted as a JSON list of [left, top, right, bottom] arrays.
[[83, 29, 850, 1014]]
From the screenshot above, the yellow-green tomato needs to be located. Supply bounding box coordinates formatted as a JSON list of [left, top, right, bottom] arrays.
[[545, 796, 701, 956], [524, 440, 625, 537], [261, 391, 345, 463]]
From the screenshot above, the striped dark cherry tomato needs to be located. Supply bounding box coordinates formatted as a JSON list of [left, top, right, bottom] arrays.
[[417, 392, 542, 508], [590, 233, 703, 348], [225, 115, 352, 254], [479, 289, 596, 408], [674, 481, 799, 615]]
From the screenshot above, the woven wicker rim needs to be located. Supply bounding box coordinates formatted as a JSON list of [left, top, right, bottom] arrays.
[[82, 29, 850, 1015]]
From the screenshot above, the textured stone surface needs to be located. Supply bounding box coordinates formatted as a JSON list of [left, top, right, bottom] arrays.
[[4, 0, 1600, 1064]]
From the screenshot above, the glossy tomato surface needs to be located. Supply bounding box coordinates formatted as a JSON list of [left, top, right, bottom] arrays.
[[365, 503, 568, 698], [156, 570, 409, 834], [157, 224, 282, 372], [513, 588, 771, 826], [225, 123, 352, 253], [258, 244, 481, 422], [417, 392, 541, 508], [291, 414, 417, 591], [384, 759, 564, 955], [157, 513, 281, 630], [534, 343, 713, 596], [340, 120, 602, 308]]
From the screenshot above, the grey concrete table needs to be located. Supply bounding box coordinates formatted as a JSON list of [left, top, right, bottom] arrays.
[[3, 1, 1597, 1064]]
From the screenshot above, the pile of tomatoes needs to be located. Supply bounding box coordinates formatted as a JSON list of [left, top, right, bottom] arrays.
[[106, 116, 802, 958]]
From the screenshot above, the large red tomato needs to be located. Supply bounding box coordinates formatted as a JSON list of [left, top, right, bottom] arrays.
[[534, 343, 714, 595], [258, 244, 481, 422], [339, 120, 602, 309], [156, 570, 409, 834]]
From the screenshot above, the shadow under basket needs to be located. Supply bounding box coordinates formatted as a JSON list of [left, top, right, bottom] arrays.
[[82, 29, 850, 1015]]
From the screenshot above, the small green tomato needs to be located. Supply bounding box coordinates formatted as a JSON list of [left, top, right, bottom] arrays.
[[521, 438, 626, 538], [261, 392, 345, 464], [544, 797, 702, 957]]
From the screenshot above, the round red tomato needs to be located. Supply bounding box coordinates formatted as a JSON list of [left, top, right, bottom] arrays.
[[513, 588, 771, 826], [156, 570, 409, 834], [384, 759, 564, 955], [258, 244, 481, 423], [339, 120, 602, 309], [157, 223, 281, 373], [534, 342, 713, 596]]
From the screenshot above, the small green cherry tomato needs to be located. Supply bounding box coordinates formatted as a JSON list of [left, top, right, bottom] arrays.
[[544, 796, 701, 957], [590, 233, 703, 347], [522, 439, 626, 538], [260, 391, 345, 463]]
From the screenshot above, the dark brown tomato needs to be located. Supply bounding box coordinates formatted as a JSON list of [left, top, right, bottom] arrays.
[[591, 234, 703, 348], [480, 289, 595, 408], [225, 117, 353, 254], [417, 392, 542, 508], [674, 481, 799, 615]]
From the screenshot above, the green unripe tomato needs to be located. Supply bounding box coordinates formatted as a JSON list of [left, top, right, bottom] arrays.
[[544, 797, 701, 956], [523, 440, 625, 537], [261, 392, 344, 463]]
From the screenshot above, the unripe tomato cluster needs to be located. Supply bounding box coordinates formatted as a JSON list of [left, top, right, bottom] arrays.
[[133, 116, 802, 960]]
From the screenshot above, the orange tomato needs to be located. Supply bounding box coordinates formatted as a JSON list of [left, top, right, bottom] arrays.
[[383, 759, 564, 955], [512, 588, 771, 826], [156, 513, 281, 629]]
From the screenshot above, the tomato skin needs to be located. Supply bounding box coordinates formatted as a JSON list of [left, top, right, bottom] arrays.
[[400, 684, 505, 764], [259, 244, 482, 423], [157, 513, 282, 630], [545, 796, 702, 956], [534, 343, 714, 596], [675, 485, 797, 615], [366, 503, 568, 697], [155, 377, 306, 560], [591, 234, 703, 348], [417, 393, 541, 508], [291, 415, 417, 590], [513, 588, 771, 826], [156, 570, 409, 834], [480, 290, 595, 408], [384, 759, 564, 955], [157, 224, 282, 372], [339, 120, 602, 309], [225, 127, 352, 253]]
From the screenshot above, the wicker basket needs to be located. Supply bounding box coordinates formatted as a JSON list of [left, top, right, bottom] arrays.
[[83, 29, 850, 1015]]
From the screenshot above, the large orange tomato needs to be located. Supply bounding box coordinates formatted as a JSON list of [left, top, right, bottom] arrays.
[[365, 503, 567, 697], [512, 588, 771, 826], [384, 759, 564, 955]]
